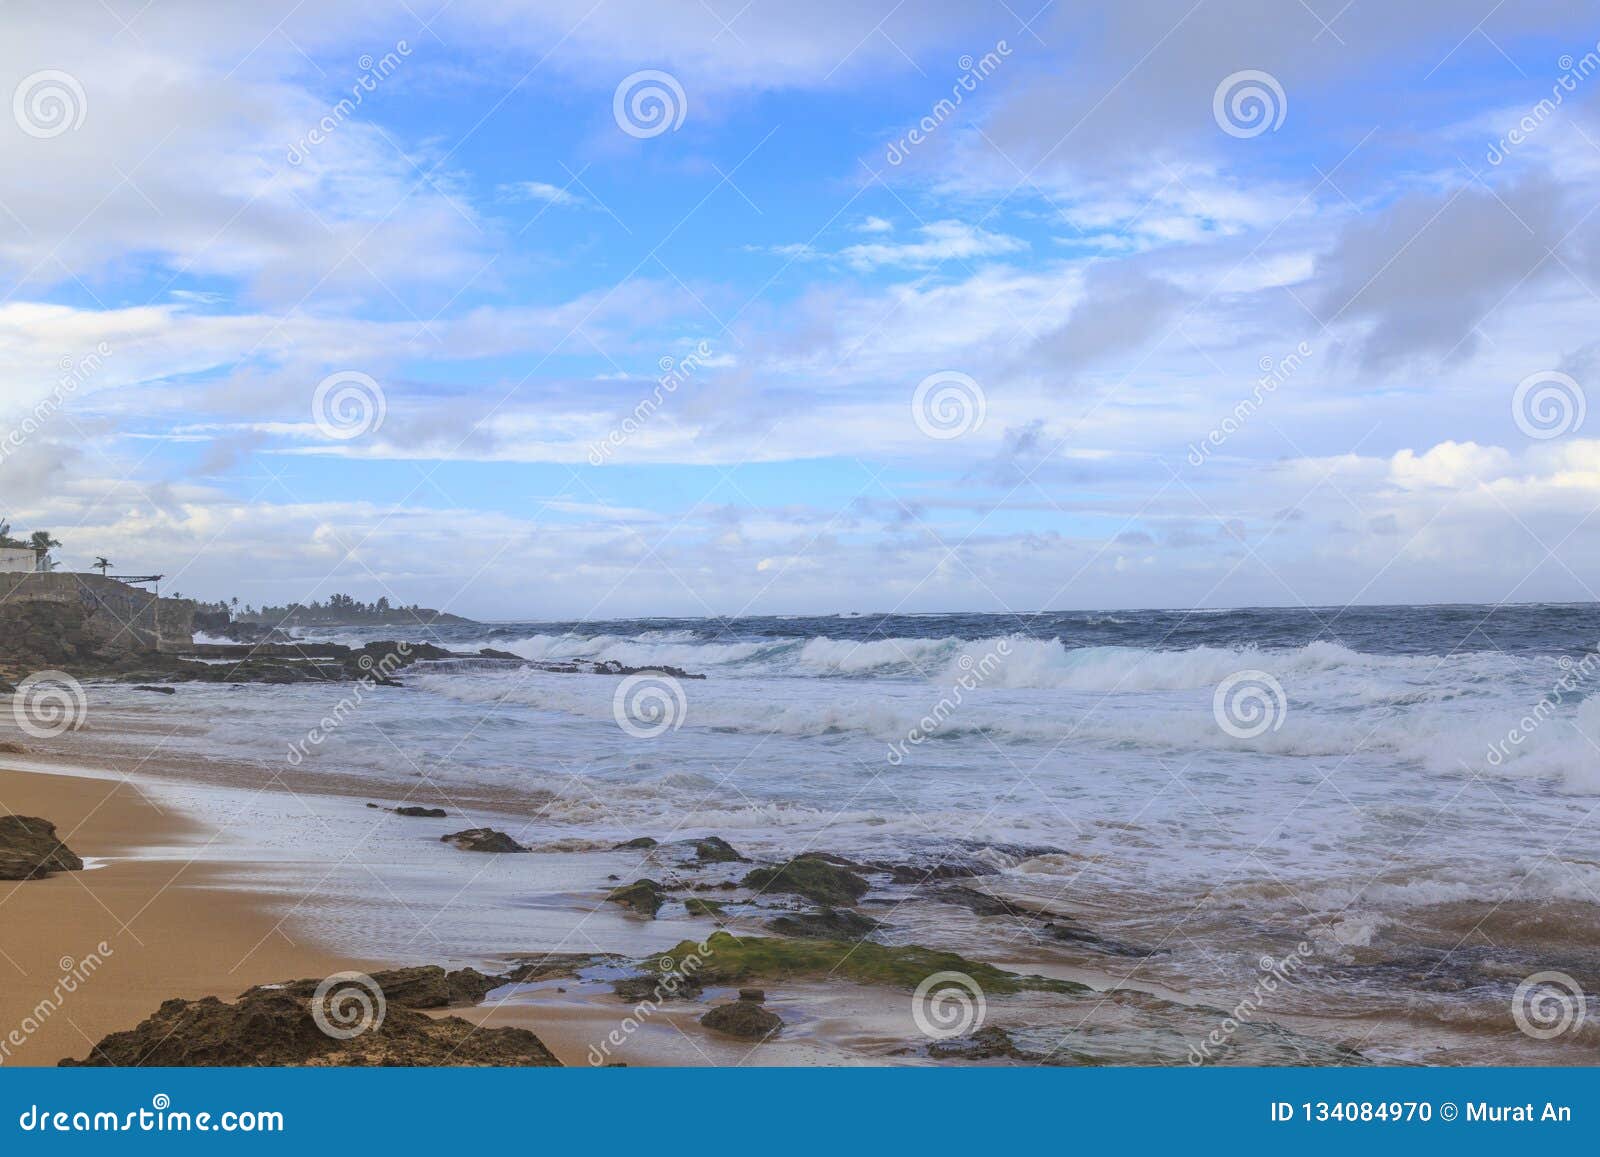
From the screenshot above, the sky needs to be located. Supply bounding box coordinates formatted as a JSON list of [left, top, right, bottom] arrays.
[[3, 0, 1600, 619]]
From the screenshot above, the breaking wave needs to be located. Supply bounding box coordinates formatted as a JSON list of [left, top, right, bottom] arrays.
[[408, 634, 1600, 792]]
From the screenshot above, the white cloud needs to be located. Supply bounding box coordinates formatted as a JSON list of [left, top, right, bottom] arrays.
[[839, 220, 1026, 270], [497, 181, 584, 206]]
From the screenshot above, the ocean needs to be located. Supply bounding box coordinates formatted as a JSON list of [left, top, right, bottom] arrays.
[[64, 604, 1600, 1063]]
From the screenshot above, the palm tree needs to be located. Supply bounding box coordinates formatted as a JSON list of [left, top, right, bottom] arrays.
[[29, 531, 61, 571]]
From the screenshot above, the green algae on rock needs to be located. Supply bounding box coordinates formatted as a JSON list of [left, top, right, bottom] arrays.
[[692, 836, 746, 863], [607, 878, 668, 917], [742, 855, 870, 906], [765, 907, 881, 941]]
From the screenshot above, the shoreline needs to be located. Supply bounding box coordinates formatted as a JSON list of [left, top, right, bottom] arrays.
[[0, 763, 365, 1066], [0, 761, 644, 1067], [2, 730, 1590, 1068]]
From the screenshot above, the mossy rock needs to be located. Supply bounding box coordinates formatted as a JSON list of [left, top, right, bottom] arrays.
[[607, 878, 667, 918], [765, 907, 881, 940], [684, 897, 728, 918], [639, 932, 1086, 995], [613, 836, 658, 850], [742, 855, 869, 906], [693, 836, 745, 863]]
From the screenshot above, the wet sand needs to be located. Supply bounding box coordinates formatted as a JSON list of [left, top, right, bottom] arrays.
[[0, 762, 708, 1067], [0, 764, 378, 1065], [3, 748, 1581, 1069]]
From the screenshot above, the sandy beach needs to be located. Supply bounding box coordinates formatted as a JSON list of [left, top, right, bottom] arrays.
[[0, 763, 369, 1066], [0, 759, 696, 1067]]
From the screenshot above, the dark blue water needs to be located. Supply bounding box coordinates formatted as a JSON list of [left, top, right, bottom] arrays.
[[439, 603, 1600, 659]]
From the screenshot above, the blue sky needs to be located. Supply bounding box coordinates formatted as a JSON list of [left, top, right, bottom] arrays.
[[4, 1, 1600, 618]]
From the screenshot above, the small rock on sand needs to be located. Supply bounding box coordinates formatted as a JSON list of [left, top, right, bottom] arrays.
[[701, 1000, 782, 1041], [0, 815, 84, 880], [440, 828, 529, 853]]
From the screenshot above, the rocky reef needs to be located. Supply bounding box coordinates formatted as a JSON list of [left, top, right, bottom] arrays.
[[63, 965, 556, 1067]]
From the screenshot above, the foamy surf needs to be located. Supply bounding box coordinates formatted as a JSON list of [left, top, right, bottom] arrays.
[[69, 604, 1600, 1066]]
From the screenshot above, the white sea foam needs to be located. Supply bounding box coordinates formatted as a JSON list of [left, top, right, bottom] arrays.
[[397, 631, 1600, 797]]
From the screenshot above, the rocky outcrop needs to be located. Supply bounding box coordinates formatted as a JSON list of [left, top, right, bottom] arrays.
[[498, 953, 618, 983], [701, 998, 782, 1041], [766, 907, 881, 940], [61, 982, 557, 1067], [684, 897, 728, 918], [743, 855, 870, 906], [613, 970, 703, 1002], [612, 836, 658, 850], [692, 836, 745, 863], [934, 884, 1149, 957], [0, 815, 83, 880], [394, 806, 448, 818], [247, 966, 501, 1010], [520, 658, 706, 680], [0, 573, 196, 665], [635, 932, 1087, 995], [927, 1024, 1026, 1061], [606, 878, 667, 917], [441, 828, 528, 853]]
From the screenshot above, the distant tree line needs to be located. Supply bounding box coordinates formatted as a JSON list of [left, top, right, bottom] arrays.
[[194, 593, 468, 625]]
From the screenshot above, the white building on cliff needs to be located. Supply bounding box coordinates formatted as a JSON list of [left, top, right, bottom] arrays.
[[0, 546, 41, 572]]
